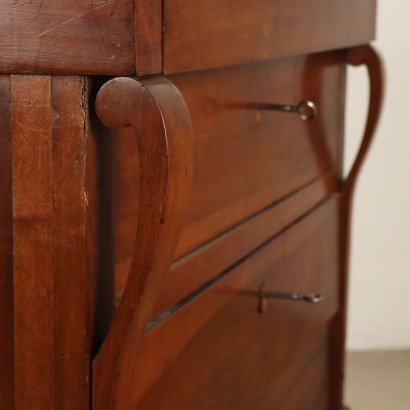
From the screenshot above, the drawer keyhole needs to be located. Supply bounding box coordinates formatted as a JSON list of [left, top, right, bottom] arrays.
[[256, 99, 317, 121], [258, 284, 324, 313]]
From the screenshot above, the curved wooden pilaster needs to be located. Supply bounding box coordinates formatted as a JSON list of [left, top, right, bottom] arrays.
[[332, 45, 384, 408], [342, 45, 384, 200], [92, 77, 193, 410]]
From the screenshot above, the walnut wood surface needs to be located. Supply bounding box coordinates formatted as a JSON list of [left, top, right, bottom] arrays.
[[0, 1, 380, 407], [0, 0, 377, 76], [0, 75, 114, 410], [277, 346, 329, 410], [164, 0, 376, 74], [0, 75, 14, 409], [0, 0, 135, 75], [11, 76, 55, 410], [153, 172, 337, 319], [92, 77, 193, 410], [127, 197, 339, 409], [114, 52, 346, 295], [331, 45, 384, 408], [51, 76, 92, 410], [135, 0, 163, 75], [172, 52, 344, 258]]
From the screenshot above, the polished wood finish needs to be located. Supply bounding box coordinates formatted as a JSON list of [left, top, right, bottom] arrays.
[[135, 0, 163, 75], [0, 0, 378, 76], [164, 0, 376, 74], [0, 1, 134, 75], [277, 346, 329, 410], [154, 172, 337, 318], [113, 51, 345, 295], [0, 76, 115, 409], [93, 77, 193, 410], [0, 75, 14, 409], [172, 52, 345, 258], [126, 197, 339, 409], [115, 53, 345, 294], [331, 45, 384, 408], [11, 76, 55, 409], [0, 1, 380, 409], [114, 127, 140, 295]]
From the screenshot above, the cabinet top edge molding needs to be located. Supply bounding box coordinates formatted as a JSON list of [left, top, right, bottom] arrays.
[[0, 0, 376, 76]]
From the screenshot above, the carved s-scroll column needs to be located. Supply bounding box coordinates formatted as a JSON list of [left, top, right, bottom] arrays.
[[92, 77, 193, 410], [331, 45, 384, 408]]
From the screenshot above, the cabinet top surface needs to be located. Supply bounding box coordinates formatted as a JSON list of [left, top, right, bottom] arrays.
[[0, 0, 377, 76]]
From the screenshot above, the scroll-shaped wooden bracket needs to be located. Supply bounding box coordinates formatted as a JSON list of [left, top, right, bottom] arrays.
[[332, 45, 384, 408], [340, 45, 384, 300], [342, 45, 384, 202], [92, 77, 193, 410]]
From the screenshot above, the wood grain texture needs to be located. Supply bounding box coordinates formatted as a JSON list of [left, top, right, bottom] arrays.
[[331, 45, 384, 408], [7, 75, 106, 410], [11, 75, 55, 410], [0, 0, 134, 75], [171, 52, 344, 258], [135, 0, 163, 75], [127, 197, 339, 409], [114, 127, 139, 295], [153, 172, 337, 319], [114, 52, 346, 295], [276, 345, 329, 410], [51, 76, 91, 410], [164, 0, 376, 73], [92, 77, 193, 410], [0, 75, 15, 409], [85, 78, 117, 359]]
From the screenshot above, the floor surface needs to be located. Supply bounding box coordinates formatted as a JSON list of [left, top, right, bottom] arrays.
[[345, 350, 410, 410]]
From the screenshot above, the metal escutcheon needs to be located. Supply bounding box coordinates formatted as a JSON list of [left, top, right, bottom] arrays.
[[256, 99, 318, 121], [258, 284, 324, 313]]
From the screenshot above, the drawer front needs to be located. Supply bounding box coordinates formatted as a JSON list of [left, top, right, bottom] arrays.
[[114, 52, 344, 293], [172, 51, 344, 258], [164, 0, 376, 73], [126, 197, 339, 409]]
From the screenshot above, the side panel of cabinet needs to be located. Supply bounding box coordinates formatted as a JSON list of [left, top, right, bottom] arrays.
[[11, 75, 55, 410], [0, 75, 114, 410], [0, 75, 15, 409]]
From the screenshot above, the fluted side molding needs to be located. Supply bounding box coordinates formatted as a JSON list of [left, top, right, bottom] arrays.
[[332, 45, 384, 408], [92, 77, 193, 410]]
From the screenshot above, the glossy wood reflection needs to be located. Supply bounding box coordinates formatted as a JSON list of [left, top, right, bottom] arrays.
[[0, 0, 135, 75], [0, 75, 14, 409], [0, 75, 116, 410], [128, 198, 339, 409], [164, 0, 376, 73], [114, 51, 345, 296]]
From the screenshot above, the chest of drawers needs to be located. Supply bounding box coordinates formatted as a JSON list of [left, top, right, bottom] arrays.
[[0, 1, 383, 409]]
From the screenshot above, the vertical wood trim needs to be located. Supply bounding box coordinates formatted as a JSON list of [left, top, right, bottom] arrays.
[[337, 56, 347, 184], [11, 75, 55, 409], [135, 0, 163, 75], [331, 45, 384, 408], [92, 77, 193, 410], [9, 75, 95, 409], [85, 78, 116, 359], [0, 75, 15, 409], [51, 76, 90, 409]]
